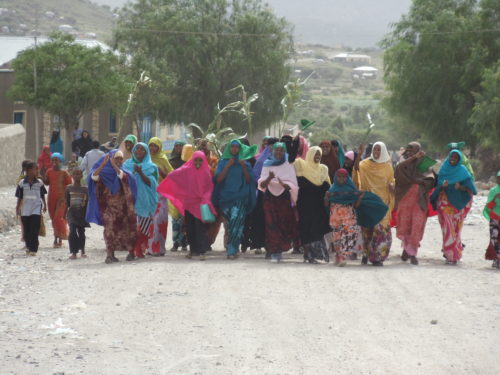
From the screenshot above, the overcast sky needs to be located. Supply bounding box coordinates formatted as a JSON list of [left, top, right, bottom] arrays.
[[93, 0, 412, 47]]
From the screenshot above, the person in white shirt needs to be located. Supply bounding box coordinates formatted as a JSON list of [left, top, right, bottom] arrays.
[[80, 141, 105, 176]]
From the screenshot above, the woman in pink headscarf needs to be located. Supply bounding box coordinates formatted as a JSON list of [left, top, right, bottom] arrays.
[[157, 151, 216, 260], [297, 135, 309, 160]]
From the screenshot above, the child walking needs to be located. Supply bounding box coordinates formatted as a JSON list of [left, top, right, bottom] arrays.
[[484, 171, 500, 268], [15, 162, 47, 256], [43, 153, 72, 248], [65, 169, 89, 259]]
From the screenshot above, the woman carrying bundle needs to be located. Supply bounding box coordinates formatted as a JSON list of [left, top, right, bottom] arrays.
[[123, 143, 159, 260], [158, 151, 216, 260], [259, 142, 299, 263], [294, 146, 331, 263], [431, 150, 477, 265], [357, 142, 395, 266], [327, 169, 388, 266]]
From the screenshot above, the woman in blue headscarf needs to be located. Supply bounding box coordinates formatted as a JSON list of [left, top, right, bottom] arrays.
[[258, 142, 299, 263], [431, 149, 477, 264], [87, 150, 138, 264], [123, 142, 159, 260], [213, 139, 257, 259]]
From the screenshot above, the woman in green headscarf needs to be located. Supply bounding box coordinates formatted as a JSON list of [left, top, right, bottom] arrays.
[[484, 171, 500, 268], [213, 139, 257, 259], [118, 134, 138, 161]]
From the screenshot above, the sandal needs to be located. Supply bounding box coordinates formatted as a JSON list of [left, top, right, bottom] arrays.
[[105, 256, 114, 264], [401, 250, 409, 262], [126, 253, 135, 261]]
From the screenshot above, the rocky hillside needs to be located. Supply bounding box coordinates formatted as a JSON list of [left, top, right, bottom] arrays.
[[0, 0, 115, 42]]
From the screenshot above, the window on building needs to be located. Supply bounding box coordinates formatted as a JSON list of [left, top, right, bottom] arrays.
[[13, 111, 25, 125], [109, 111, 117, 133]]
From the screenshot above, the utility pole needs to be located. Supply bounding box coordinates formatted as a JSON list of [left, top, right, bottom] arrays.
[[32, 2, 40, 157]]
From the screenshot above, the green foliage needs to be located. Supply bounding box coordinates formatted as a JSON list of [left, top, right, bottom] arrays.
[[381, 0, 500, 152], [8, 32, 127, 128], [470, 61, 500, 150], [113, 0, 293, 134]]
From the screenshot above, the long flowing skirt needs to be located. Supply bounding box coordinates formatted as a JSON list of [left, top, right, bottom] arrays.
[[362, 224, 392, 263], [330, 203, 359, 263], [485, 218, 500, 261], [263, 191, 298, 255], [185, 210, 209, 255], [437, 192, 472, 262], [172, 216, 187, 248], [148, 195, 169, 255], [221, 201, 248, 256], [48, 193, 69, 239], [396, 184, 428, 256], [97, 179, 137, 253]]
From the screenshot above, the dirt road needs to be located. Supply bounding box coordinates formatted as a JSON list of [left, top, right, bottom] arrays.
[[0, 193, 499, 374]]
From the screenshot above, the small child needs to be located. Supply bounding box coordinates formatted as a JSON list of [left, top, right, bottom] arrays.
[[484, 171, 500, 268], [65, 169, 89, 259], [67, 153, 79, 175], [15, 162, 47, 256]]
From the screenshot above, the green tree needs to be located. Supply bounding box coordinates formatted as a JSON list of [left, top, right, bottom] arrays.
[[381, 0, 484, 151], [470, 61, 500, 150], [8, 33, 128, 156], [113, 0, 293, 135]]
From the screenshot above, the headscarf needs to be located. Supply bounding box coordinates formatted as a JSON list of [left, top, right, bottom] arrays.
[[263, 142, 288, 167], [169, 140, 186, 169], [123, 142, 159, 217], [484, 171, 500, 221], [447, 141, 474, 179], [51, 152, 64, 162], [181, 144, 194, 162], [49, 131, 63, 154], [369, 141, 391, 163], [213, 151, 257, 212], [430, 150, 477, 210], [319, 140, 340, 182], [158, 151, 216, 221], [259, 145, 299, 203], [148, 137, 173, 182], [331, 140, 345, 168], [345, 151, 355, 161], [118, 134, 137, 161], [394, 142, 431, 211], [37, 145, 52, 170], [85, 149, 137, 226], [298, 135, 309, 160], [220, 139, 257, 160], [74, 130, 93, 158], [280, 135, 299, 163], [329, 169, 388, 227], [294, 146, 330, 186]]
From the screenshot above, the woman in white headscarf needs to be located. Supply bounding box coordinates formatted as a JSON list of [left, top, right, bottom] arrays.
[[356, 141, 395, 266]]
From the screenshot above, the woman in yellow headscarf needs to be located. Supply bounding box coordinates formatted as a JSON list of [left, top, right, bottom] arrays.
[[357, 141, 395, 266], [147, 137, 174, 256], [294, 146, 332, 263]]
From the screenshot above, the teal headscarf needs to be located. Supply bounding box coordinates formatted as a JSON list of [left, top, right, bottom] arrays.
[[51, 152, 64, 162], [123, 142, 159, 217], [430, 150, 477, 211], [263, 142, 288, 167], [329, 169, 388, 228], [221, 139, 258, 160]]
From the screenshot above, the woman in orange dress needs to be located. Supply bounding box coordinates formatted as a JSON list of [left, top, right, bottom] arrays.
[[43, 153, 72, 247]]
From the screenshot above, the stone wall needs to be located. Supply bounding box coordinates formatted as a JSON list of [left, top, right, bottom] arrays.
[[0, 123, 25, 187]]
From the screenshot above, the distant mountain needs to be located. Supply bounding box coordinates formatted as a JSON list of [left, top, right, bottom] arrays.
[[92, 0, 413, 47]]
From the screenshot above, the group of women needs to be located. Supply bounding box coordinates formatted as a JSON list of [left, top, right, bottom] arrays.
[[77, 133, 488, 268]]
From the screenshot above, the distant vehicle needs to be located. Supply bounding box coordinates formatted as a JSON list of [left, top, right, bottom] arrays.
[[313, 58, 326, 64]]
